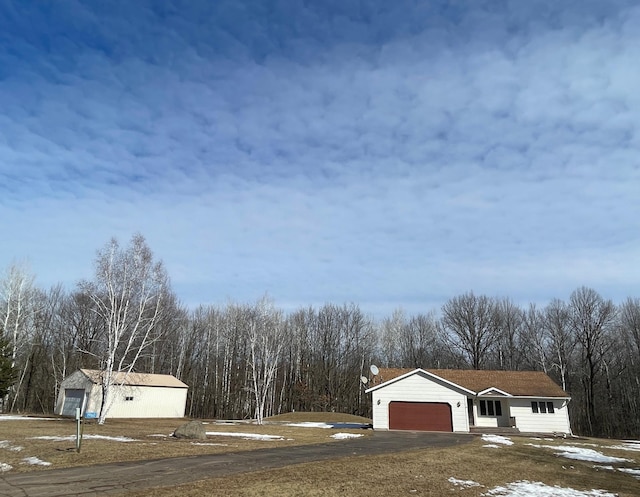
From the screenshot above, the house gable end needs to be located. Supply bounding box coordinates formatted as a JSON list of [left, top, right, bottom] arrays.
[[365, 368, 475, 396], [478, 387, 512, 397]]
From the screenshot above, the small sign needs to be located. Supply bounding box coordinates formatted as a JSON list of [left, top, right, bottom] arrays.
[[84, 412, 97, 419]]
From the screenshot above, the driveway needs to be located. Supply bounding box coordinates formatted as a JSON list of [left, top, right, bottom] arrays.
[[0, 431, 472, 497]]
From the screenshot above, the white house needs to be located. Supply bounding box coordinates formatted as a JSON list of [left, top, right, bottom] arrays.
[[55, 369, 188, 419], [365, 368, 571, 434]]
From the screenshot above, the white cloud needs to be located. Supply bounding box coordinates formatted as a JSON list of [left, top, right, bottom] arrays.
[[1, 0, 639, 315]]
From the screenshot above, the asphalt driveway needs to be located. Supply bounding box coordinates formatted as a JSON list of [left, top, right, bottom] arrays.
[[0, 431, 472, 497]]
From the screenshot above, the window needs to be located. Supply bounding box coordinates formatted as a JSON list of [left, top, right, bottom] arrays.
[[479, 400, 502, 416], [532, 401, 555, 414], [125, 396, 134, 401]]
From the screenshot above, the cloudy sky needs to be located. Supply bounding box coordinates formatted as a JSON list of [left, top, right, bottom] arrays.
[[1, 0, 638, 316]]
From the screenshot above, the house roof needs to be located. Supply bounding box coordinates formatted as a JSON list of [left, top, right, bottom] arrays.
[[368, 368, 568, 398], [79, 369, 188, 388]]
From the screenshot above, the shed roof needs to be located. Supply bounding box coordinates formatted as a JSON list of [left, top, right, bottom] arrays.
[[80, 369, 188, 388], [369, 368, 568, 398]]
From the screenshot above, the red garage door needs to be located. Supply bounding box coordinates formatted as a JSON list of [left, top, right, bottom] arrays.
[[389, 402, 453, 432]]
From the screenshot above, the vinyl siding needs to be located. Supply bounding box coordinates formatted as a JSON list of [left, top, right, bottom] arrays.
[[371, 371, 468, 432], [473, 398, 510, 428], [509, 398, 571, 434], [105, 385, 187, 418], [54, 371, 93, 415], [55, 371, 188, 419]]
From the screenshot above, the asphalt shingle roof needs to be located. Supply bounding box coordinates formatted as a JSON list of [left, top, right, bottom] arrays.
[[371, 368, 568, 397], [80, 369, 188, 388]]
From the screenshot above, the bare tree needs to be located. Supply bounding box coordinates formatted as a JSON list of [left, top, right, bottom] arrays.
[[492, 298, 524, 370], [568, 287, 616, 434], [619, 298, 640, 355], [544, 299, 574, 391], [0, 262, 35, 371], [440, 292, 497, 369], [245, 297, 285, 424], [520, 304, 548, 372], [0, 262, 36, 411], [397, 313, 440, 368], [80, 234, 170, 424]]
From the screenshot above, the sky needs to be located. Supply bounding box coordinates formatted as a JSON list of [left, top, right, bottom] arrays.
[[1, 0, 639, 317]]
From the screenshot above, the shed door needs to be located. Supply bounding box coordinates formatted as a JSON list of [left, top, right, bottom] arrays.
[[389, 401, 452, 432], [61, 389, 85, 416]]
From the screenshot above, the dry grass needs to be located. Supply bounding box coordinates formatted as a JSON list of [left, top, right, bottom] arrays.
[[126, 435, 640, 497], [0, 413, 371, 473], [2, 415, 638, 497]]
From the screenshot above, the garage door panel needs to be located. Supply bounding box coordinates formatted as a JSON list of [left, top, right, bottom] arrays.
[[61, 389, 85, 417], [389, 401, 452, 431]]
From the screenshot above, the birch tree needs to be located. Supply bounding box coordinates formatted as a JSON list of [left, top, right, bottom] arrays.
[[245, 297, 285, 424], [80, 234, 170, 424], [0, 262, 35, 370]]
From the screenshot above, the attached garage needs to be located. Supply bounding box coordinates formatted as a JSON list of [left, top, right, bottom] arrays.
[[366, 368, 572, 434], [389, 402, 452, 432]]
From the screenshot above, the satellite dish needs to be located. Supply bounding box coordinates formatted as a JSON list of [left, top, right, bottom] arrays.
[[360, 376, 369, 384], [370, 364, 379, 376]]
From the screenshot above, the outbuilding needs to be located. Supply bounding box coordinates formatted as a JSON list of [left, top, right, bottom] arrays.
[[366, 368, 571, 434], [55, 369, 188, 419]]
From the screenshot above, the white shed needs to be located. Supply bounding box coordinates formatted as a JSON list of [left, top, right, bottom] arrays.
[[366, 368, 571, 435], [55, 369, 188, 419]]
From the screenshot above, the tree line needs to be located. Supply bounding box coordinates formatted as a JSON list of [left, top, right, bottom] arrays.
[[1, 235, 639, 437]]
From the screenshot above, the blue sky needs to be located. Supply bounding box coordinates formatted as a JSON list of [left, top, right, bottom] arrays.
[[1, 0, 638, 316]]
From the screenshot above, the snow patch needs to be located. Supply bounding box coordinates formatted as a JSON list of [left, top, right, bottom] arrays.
[[482, 435, 513, 446], [0, 463, 12, 472], [22, 457, 51, 466], [483, 444, 500, 448], [331, 433, 363, 440], [592, 465, 614, 471], [0, 415, 53, 421], [284, 422, 369, 429], [483, 480, 617, 496], [617, 468, 640, 478], [205, 431, 284, 441], [31, 435, 137, 442], [528, 444, 631, 463], [285, 422, 333, 428], [448, 477, 482, 488], [190, 442, 228, 446], [0, 440, 22, 451], [607, 441, 640, 452]]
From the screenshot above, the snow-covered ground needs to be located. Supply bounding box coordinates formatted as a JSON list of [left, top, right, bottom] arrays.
[[482, 434, 514, 446], [22, 456, 51, 466], [0, 440, 23, 451], [190, 442, 229, 446], [447, 478, 617, 496], [0, 415, 54, 421], [482, 481, 617, 496], [449, 476, 482, 488], [205, 431, 284, 441], [0, 462, 12, 472], [30, 434, 138, 442], [283, 422, 369, 429], [526, 443, 631, 464], [607, 440, 640, 452], [330, 433, 363, 440]]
